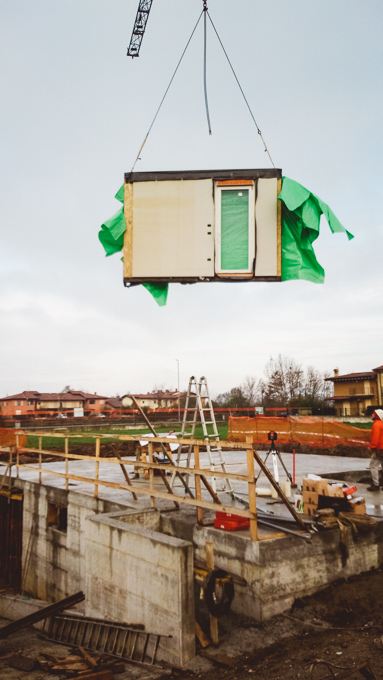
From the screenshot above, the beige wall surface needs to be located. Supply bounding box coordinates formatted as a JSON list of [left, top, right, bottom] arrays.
[[131, 179, 215, 278], [254, 178, 278, 277]]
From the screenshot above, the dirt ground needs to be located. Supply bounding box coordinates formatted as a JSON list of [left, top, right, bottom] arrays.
[[1, 570, 383, 680], [181, 569, 383, 680]]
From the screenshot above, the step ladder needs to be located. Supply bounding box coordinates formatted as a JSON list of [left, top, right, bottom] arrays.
[[41, 613, 166, 668], [171, 376, 232, 494]]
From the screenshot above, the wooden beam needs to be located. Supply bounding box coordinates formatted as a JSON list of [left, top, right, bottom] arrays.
[[194, 445, 204, 525], [123, 182, 134, 278], [246, 435, 258, 541], [113, 446, 138, 501], [205, 542, 219, 645], [17, 448, 252, 482], [94, 438, 100, 499]]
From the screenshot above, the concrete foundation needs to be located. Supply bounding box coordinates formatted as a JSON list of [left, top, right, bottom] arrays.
[[3, 453, 383, 666], [21, 482, 195, 666]]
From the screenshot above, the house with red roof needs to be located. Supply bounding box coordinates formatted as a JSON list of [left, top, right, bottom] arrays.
[[0, 390, 109, 417]]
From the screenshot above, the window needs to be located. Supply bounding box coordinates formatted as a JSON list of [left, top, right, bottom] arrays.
[[215, 183, 255, 275], [89, 399, 95, 404], [15, 400, 24, 406], [27, 400, 34, 406], [47, 502, 67, 532], [100, 400, 104, 405]]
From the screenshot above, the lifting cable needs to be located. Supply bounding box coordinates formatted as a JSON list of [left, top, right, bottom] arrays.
[[130, 2, 275, 172], [207, 11, 275, 168], [130, 10, 203, 172], [203, 1, 212, 135]]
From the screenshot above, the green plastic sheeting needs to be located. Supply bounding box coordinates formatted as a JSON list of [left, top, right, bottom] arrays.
[[99, 188, 169, 306], [98, 207, 126, 256], [142, 282, 169, 306], [278, 177, 353, 284], [115, 184, 124, 203], [221, 189, 249, 270]]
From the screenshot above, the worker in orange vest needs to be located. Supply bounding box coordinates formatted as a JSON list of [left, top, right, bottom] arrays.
[[368, 409, 383, 491]]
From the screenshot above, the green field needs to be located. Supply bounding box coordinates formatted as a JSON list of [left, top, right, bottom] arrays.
[[25, 422, 229, 450], [344, 421, 373, 430]]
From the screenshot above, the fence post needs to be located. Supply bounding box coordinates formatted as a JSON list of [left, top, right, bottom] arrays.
[[16, 433, 19, 479], [194, 445, 204, 525], [246, 435, 258, 541], [65, 437, 69, 491], [38, 436, 42, 484], [94, 437, 100, 499], [148, 442, 155, 508]]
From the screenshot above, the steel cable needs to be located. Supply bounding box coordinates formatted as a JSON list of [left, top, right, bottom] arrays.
[[131, 11, 203, 173], [203, 9, 212, 135], [207, 11, 275, 168]]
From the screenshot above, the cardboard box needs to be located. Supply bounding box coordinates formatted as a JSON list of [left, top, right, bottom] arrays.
[[303, 490, 318, 507], [348, 497, 366, 515], [327, 484, 344, 498], [304, 503, 318, 517], [303, 477, 329, 496]]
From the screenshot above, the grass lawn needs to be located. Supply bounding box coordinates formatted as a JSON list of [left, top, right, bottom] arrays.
[[25, 422, 229, 450], [344, 421, 373, 430]]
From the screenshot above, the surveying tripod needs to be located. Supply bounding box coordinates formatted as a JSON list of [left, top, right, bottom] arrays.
[[255, 431, 294, 486]]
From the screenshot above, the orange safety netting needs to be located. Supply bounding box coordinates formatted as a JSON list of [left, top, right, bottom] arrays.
[[228, 416, 371, 449], [0, 428, 27, 448]]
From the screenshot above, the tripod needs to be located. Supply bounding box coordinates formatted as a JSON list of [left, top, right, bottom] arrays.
[[255, 431, 294, 486]]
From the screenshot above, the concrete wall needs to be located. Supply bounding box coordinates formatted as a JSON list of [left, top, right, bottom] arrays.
[[85, 510, 195, 666], [20, 482, 195, 666], [22, 481, 129, 604], [162, 513, 383, 623]]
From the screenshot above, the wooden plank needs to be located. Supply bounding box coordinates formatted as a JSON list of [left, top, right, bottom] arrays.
[[0, 592, 85, 639], [38, 436, 42, 484], [22, 430, 250, 451], [78, 646, 98, 669], [148, 442, 155, 508], [94, 438, 100, 499], [123, 182, 134, 278], [17, 448, 252, 482], [15, 464, 252, 517], [246, 435, 258, 541], [113, 447, 138, 500], [252, 448, 306, 531], [205, 542, 219, 646], [194, 446, 204, 525], [195, 621, 210, 648], [65, 438, 69, 491], [277, 176, 282, 277]]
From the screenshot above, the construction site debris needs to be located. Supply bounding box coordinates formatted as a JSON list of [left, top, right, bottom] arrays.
[[0, 591, 85, 639], [41, 613, 168, 668], [307, 658, 377, 679], [4, 653, 38, 671]]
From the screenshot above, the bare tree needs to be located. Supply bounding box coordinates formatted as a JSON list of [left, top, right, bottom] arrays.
[[241, 376, 260, 406]]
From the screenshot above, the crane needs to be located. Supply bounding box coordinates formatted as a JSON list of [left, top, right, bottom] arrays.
[[127, 0, 154, 57]]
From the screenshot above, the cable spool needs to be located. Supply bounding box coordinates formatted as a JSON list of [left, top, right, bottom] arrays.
[[202, 569, 235, 617]]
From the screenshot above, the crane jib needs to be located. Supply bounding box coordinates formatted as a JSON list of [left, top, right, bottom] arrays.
[[127, 0, 154, 58]]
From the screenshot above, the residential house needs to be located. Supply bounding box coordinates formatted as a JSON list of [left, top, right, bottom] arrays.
[[0, 391, 108, 417], [325, 365, 383, 416], [121, 390, 183, 410]]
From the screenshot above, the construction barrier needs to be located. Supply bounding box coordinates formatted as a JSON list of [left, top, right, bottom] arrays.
[[228, 416, 371, 449], [0, 428, 27, 449]]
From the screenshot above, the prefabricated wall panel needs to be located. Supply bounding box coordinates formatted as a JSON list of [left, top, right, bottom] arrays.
[[123, 169, 282, 284]]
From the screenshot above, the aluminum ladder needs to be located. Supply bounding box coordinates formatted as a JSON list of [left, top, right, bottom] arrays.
[[171, 376, 232, 494]]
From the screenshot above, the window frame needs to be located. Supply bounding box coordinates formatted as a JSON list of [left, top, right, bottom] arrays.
[[214, 183, 255, 275]]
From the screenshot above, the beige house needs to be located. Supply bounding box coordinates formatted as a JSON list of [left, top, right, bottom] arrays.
[[122, 390, 183, 410], [325, 365, 383, 416]]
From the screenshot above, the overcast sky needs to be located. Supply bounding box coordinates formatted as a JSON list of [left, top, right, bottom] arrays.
[[1, 0, 382, 398]]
